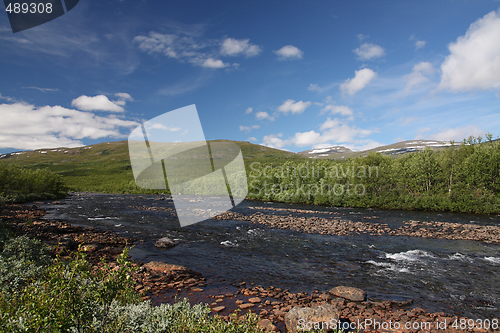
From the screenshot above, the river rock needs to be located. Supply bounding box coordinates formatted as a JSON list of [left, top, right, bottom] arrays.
[[258, 318, 277, 332], [154, 237, 179, 249], [329, 286, 367, 302], [144, 261, 188, 273], [212, 306, 225, 312], [284, 304, 339, 333]]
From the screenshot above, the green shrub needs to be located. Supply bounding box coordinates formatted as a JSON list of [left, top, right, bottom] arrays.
[[0, 219, 14, 251], [0, 164, 67, 203], [0, 246, 139, 332], [0, 243, 266, 333], [94, 298, 264, 333], [0, 235, 52, 297]]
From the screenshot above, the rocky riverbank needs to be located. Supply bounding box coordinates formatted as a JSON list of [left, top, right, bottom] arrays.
[[131, 202, 500, 243], [213, 210, 500, 244], [2, 203, 499, 332], [149, 276, 499, 333]]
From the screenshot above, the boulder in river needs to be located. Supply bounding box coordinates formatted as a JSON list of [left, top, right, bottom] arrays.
[[329, 286, 367, 302], [154, 237, 179, 249], [284, 304, 339, 333]]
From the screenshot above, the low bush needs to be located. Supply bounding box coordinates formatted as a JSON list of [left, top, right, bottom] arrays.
[[89, 298, 264, 333], [0, 239, 266, 333], [0, 235, 52, 297], [0, 219, 14, 251], [0, 246, 140, 332], [0, 164, 67, 203]]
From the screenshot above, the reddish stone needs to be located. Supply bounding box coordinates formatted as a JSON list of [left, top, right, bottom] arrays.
[[212, 306, 225, 313]]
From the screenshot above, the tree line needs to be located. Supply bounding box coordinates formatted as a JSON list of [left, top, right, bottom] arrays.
[[0, 164, 67, 203], [246, 135, 500, 214]]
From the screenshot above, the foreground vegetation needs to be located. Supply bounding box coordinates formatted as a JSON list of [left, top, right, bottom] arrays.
[[247, 136, 500, 214], [0, 230, 266, 332]]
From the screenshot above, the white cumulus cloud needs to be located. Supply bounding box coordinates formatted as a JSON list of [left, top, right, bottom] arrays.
[[278, 99, 311, 114], [220, 38, 261, 57], [239, 125, 260, 133], [357, 34, 369, 42], [318, 118, 372, 142], [0, 101, 138, 150], [439, 10, 500, 91], [202, 58, 228, 68], [262, 133, 288, 148], [308, 84, 322, 92], [262, 118, 375, 149], [273, 45, 303, 60], [291, 130, 322, 147], [115, 92, 133, 101], [71, 95, 125, 112], [291, 119, 373, 147], [421, 125, 484, 141], [415, 40, 426, 50], [113, 92, 134, 106], [145, 123, 181, 131], [403, 61, 434, 94], [353, 43, 385, 60], [245, 107, 253, 114], [340, 68, 377, 96], [255, 111, 275, 121], [320, 104, 354, 120]]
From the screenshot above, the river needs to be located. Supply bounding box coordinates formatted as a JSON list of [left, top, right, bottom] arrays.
[[37, 193, 500, 320]]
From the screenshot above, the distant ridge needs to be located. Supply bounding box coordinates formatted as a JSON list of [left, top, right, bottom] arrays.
[[298, 140, 460, 160], [0, 139, 305, 166], [0, 139, 465, 163]]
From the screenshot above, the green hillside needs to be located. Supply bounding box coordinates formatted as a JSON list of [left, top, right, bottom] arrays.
[[0, 140, 306, 194]]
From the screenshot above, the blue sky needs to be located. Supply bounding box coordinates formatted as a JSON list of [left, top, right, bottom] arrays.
[[1, 0, 500, 154]]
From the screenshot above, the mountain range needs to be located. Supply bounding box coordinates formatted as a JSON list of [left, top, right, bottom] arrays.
[[297, 140, 459, 159]]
